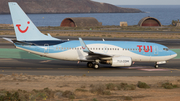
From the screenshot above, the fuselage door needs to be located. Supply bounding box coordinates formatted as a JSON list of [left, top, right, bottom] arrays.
[[44, 44, 49, 54], [154, 46, 158, 55]]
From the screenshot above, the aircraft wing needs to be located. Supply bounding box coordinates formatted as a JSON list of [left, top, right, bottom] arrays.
[[79, 38, 112, 58]]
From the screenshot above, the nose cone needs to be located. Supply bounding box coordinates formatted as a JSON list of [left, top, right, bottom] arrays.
[[170, 50, 177, 59]]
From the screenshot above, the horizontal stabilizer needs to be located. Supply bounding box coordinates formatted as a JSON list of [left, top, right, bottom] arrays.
[[2, 37, 13, 43]]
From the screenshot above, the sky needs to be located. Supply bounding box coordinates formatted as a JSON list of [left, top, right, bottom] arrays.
[[92, 0, 180, 5]]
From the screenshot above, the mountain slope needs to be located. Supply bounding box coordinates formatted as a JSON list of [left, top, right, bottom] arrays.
[[0, 0, 142, 14]]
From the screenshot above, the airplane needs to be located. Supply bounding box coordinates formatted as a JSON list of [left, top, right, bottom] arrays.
[[3, 2, 177, 69]]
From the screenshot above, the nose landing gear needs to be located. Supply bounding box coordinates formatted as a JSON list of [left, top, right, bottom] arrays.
[[154, 61, 166, 68]]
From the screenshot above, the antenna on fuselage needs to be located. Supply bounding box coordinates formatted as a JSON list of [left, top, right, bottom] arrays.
[[102, 38, 105, 41]]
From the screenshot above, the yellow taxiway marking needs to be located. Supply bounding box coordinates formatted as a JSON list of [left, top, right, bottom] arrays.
[[16, 68, 28, 69], [58, 68, 74, 69], [36, 68, 53, 70]]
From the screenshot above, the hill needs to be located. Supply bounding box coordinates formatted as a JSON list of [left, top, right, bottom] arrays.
[[0, 0, 142, 14]]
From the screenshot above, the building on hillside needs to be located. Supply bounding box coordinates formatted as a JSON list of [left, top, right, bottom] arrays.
[[60, 17, 102, 27]]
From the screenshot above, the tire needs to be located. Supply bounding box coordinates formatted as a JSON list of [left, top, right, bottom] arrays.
[[94, 64, 99, 69], [87, 62, 94, 68], [154, 64, 159, 68]]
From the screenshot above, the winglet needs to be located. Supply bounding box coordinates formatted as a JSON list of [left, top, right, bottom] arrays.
[[79, 38, 91, 52], [78, 37, 112, 57]]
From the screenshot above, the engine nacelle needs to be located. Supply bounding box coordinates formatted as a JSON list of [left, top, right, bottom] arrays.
[[111, 56, 132, 67]]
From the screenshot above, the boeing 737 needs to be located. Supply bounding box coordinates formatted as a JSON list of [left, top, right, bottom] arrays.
[[3, 2, 177, 69]]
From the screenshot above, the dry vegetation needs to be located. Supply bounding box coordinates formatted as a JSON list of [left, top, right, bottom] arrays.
[[0, 74, 180, 101]]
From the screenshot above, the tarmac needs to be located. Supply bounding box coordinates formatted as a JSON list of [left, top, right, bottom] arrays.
[[0, 58, 180, 76]]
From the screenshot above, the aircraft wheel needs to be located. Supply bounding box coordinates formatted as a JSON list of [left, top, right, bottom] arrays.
[[154, 64, 159, 68], [87, 62, 94, 68], [94, 64, 99, 69]]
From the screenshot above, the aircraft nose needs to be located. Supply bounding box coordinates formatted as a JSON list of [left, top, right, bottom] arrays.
[[170, 50, 177, 58]]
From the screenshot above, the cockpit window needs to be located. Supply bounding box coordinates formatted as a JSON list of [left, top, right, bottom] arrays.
[[163, 48, 169, 51]]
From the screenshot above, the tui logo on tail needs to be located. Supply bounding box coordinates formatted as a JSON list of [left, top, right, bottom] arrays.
[[16, 21, 30, 33]]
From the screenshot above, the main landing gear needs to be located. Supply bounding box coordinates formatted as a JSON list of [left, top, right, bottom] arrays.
[[87, 62, 94, 68], [154, 63, 159, 68], [87, 62, 99, 69]]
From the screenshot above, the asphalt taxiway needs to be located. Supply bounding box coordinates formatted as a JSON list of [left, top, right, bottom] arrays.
[[0, 58, 180, 76]]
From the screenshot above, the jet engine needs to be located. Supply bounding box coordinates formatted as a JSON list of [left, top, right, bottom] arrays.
[[111, 56, 132, 67]]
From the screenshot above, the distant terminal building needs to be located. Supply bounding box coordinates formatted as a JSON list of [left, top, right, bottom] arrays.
[[60, 17, 102, 27], [138, 17, 162, 27]]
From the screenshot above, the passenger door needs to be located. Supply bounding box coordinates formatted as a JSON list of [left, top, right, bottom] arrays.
[[44, 44, 49, 54], [154, 46, 158, 55]]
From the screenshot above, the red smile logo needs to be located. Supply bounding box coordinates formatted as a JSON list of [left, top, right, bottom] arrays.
[[16, 21, 30, 33], [82, 46, 86, 49]]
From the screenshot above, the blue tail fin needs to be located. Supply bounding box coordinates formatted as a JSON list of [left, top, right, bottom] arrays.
[[8, 2, 59, 41]]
